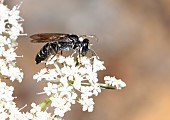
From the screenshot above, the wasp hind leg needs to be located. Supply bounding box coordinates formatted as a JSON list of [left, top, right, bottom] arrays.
[[45, 43, 59, 67]]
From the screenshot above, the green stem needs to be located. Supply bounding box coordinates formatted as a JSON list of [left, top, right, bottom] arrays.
[[81, 82, 117, 90], [38, 96, 51, 109], [0, 74, 10, 80]]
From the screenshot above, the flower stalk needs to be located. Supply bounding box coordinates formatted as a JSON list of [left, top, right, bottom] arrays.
[[38, 96, 51, 109], [81, 82, 124, 89]]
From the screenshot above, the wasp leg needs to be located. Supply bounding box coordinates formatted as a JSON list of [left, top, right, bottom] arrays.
[[89, 49, 100, 72], [44, 43, 51, 68], [45, 43, 59, 66], [71, 51, 76, 57], [78, 49, 81, 64], [89, 49, 99, 60]]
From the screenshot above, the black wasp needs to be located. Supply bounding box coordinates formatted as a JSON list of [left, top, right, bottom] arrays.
[[30, 33, 98, 64]]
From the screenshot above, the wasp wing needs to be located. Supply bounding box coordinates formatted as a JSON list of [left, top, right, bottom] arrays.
[[30, 33, 69, 43]]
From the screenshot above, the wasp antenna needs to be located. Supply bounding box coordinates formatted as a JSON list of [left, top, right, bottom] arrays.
[[88, 35, 98, 42], [80, 35, 98, 41]]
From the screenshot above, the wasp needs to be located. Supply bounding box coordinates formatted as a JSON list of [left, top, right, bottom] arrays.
[[30, 33, 98, 64]]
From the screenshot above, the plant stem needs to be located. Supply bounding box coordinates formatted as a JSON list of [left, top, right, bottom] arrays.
[[81, 82, 117, 90], [38, 96, 51, 109]]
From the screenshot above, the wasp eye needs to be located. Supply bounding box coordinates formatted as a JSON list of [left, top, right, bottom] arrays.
[[83, 38, 89, 43]]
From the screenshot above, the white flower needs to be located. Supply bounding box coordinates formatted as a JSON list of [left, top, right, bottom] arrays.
[[8, 5, 21, 25], [29, 103, 53, 120], [92, 56, 106, 72], [43, 82, 58, 96], [104, 76, 126, 90], [33, 68, 47, 81], [65, 56, 75, 66], [0, 64, 9, 77], [80, 86, 93, 97], [60, 65, 79, 78], [0, 81, 14, 102], [85, 70, 98, 84], [73, 78, 82, 90], [30, 103, 41, 114], [79, 96, 94, 112], [57, 55, 65, 64], [8, 65, 23, 82], [3, 47, 17, 62], [8, 26, 21, 40], [50, 94, 71, 117], [59, 76, 69, 86], [0, 81, 25, 120], [0, 4, 8, 18], [0, 112, 8, 120], [78, 56, 91, 65], [42, 81, 78, 117], [0, 36, 9, 46], [0, 20, 6, 34], [45, 83, 77, 117], [91, 83, 101, 96]]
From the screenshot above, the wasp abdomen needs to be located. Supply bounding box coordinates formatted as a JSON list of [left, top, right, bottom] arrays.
[[35, 43, 58, 64]]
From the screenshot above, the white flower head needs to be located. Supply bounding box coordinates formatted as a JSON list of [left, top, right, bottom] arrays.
[[33, 68, 48, 82], [3, 47, 17, 62], [43, 82, 58, 96], [57, 55, 65, 64], [33, 44, 126, 117], [0, 81, 26, 120], [65, 56, 75, 66], [0, 2, 25, 82], [30, 103, 41, 114], [78, 56, 91, 66], [104, 76, 126, 90], [28, 103, 53, 120], [92, 56, 106, 72], [79, 96, 94, 112]]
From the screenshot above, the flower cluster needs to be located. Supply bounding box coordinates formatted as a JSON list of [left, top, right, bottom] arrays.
[[0, 81, 19, 120], [104, 76, 126, 90], [23, 103, 53, 120], [0, 2, 24, 82], [0, 2, 62, 120], [33, 55, 126, 117], [0, 80, 63, 120]]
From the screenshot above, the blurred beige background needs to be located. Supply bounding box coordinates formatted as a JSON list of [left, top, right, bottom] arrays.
[[4, 0, 170, 120]]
